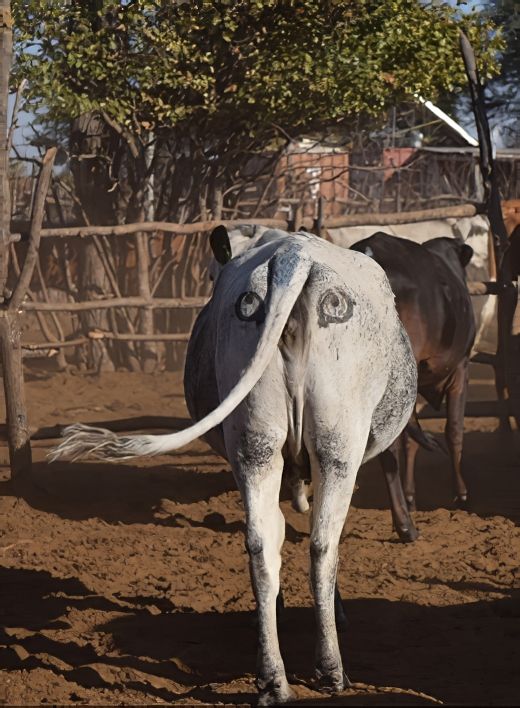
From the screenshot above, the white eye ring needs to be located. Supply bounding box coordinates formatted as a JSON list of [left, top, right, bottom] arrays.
[[235, 291, 264, 322]]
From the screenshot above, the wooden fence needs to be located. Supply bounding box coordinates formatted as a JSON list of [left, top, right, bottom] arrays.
[[11, 203, 480, 368]]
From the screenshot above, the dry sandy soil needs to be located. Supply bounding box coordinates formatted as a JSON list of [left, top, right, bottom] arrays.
[[0, 364, 519, 706]]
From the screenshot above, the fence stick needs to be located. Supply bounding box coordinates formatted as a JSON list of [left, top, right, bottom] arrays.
[[22, 295, 207, 312]]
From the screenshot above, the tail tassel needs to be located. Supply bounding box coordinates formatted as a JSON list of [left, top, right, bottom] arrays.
[[48, 424, 157, 463]]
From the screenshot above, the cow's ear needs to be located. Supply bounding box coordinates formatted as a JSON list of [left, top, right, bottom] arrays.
[[458, 243, 473, 267], [210, 225, 232, 265]]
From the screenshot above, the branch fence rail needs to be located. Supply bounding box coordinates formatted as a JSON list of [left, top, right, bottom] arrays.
[[12, 203, 483, 360]]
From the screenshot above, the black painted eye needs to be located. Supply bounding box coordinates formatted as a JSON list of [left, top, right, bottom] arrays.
[[318, 287, 354, 326], [235, 291, 264, 322]]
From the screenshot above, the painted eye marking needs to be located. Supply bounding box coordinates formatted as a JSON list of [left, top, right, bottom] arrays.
[[235, 291, 265, 322], [318, 287, 354, 326]]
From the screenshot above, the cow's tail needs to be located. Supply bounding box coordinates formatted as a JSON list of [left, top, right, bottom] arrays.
[[49, 246, 313, 463]]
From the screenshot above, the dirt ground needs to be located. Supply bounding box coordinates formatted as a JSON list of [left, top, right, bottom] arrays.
[[0, 364, 519, 706]]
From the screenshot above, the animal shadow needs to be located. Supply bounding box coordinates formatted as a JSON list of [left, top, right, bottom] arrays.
[[0, 459, 236, 526]]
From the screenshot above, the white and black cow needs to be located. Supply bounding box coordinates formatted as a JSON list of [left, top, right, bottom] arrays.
[[51, 229, 418, 705]]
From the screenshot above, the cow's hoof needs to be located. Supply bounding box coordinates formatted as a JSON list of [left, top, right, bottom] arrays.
[[396, 523, 419, 544], [257, 677, 295, 705], [405, 495, 417, 512], [316, 666, 351, 694]]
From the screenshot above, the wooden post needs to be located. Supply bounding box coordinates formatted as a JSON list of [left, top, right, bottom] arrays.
[[0, 0, 11, 300], [460, 32, 509, 260], [460, 31, 517, 428], [314, 196, 325, 238], [2, 147, 56, 477], [0, 310, 30, 474], [135, 228, 158, 373], [0, 0, 32, 476]]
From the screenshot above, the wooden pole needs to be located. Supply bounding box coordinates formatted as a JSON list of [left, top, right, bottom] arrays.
[[1, 148, 56, 477], [0, 310, 30, 474], [460, 31, 518, 429], [9, 203, 482, 241], [9, 148, 57, 310], [324, 203, 478, 229], [459, 32, 509, 261], [0, 0, 11, 302], [0, 1, 31, 476], [21, 295, 207, 312], [17, 217, 290, 239]]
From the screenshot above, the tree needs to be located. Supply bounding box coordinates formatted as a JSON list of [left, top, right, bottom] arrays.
[[12, 1, 502, 219], [9, 1, 504, 371]]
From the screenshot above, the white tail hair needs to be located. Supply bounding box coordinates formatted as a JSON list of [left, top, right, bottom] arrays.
[[49, 245, 312, 463]]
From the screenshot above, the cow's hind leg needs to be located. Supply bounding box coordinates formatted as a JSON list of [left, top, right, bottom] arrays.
[[381, 439, 419, 542], [230, 432, 293, 706], [308, 426, 369, 693], [403, 430, 420, 511], [446, 359, 469, 508], [309, 503, 348, 633]]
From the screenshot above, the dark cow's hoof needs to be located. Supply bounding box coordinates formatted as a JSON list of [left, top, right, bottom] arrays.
[[396, 523, 419, 544], [316, 667, 351, 694], [257, 677, 294, 706]]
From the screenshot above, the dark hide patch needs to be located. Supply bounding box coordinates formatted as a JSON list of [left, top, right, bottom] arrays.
[[314, 429, 349, 479], [317, 287, 354, 327], [237, 432, 275, 470]]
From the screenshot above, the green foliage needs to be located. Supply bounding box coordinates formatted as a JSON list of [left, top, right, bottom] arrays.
[[12, 0, 503, 143]]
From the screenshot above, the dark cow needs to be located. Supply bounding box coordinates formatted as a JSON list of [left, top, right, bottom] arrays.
[[351, 232, 475, 510]]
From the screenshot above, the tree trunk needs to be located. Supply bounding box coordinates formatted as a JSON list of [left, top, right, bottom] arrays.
[[0, 311, 31, 475], [137, 132, 158, 372], [0, 1, 31, 476]]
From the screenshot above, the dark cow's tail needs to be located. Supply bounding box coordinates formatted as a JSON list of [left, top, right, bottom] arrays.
[[405, 415, 447, 454]]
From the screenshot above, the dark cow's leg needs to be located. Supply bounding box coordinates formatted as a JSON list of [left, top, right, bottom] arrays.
[[445, 359, 469, 507], [380, 439, 419, 543], [494, 359, 512, 432], [334, 583, 348, 632], [403, 430, 420, 512]]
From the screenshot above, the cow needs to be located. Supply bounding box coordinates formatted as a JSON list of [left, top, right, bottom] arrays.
[[351, 232, 476, 510], [51, 228, 419, 705]]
